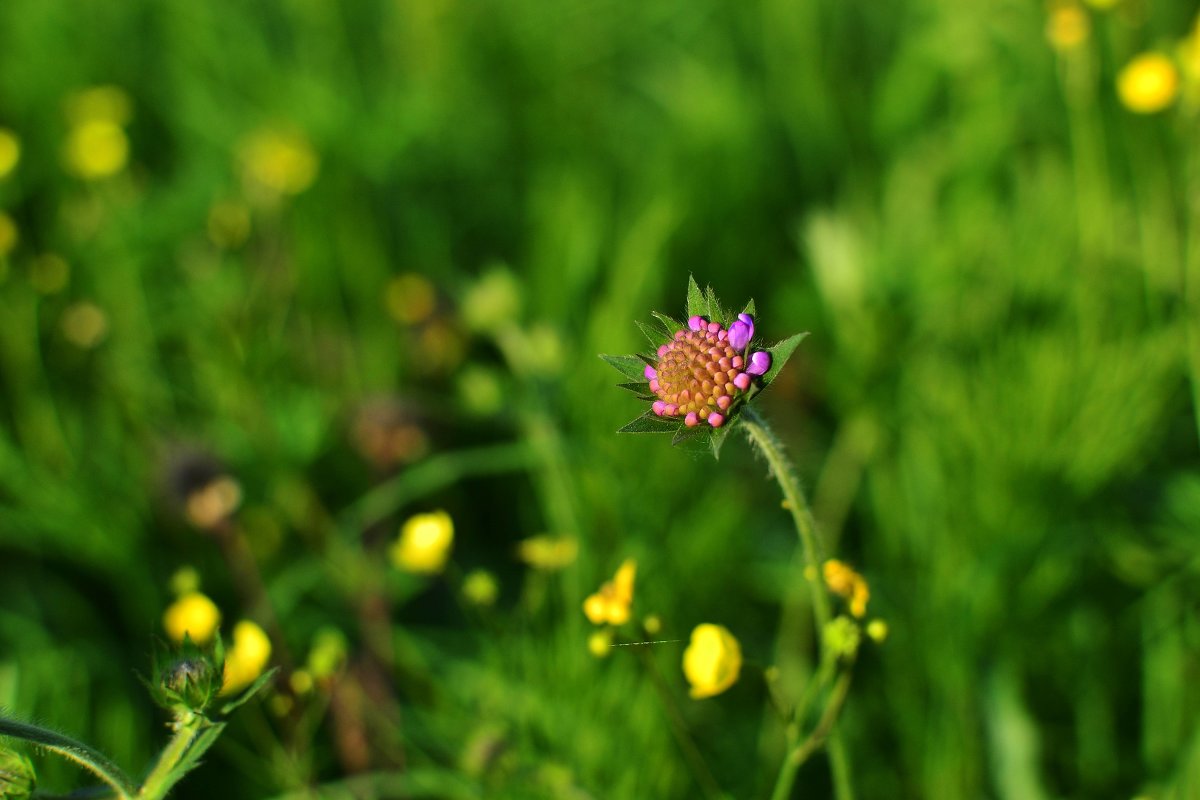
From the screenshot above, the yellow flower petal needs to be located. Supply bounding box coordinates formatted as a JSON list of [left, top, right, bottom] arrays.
[[163, 592, 221, 645], [390, 510, 454, 574], [1117, 53, 1180, 114], [682, 624, 742, 699], [221, 620, 272, 695]]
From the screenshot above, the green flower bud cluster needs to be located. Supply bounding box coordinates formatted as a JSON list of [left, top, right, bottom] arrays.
[[148, 634, 225, 719]]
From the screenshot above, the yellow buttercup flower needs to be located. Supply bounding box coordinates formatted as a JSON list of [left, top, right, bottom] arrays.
[[517, 534, 579, 570], [587, 628, 613, 658], [0, 128, 20, 180], [221, 620, 272, 695], [682, 624, 742, 699], [390, 510, 454, 574], [163, 591, 221, 645], [582, 558, 636, 625], [64, 119, 129, 180], [823, 559, 870, 618], [866, 619, 889, 643], [239, 128, 318, 197], [1117, 53, 1180, 114]]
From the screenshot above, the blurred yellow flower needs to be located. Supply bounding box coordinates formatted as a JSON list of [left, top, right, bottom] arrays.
[[0, 213, 17, 259], [221, 620, 272, 695], [163, 591, 221, 645], [582, 558, 636, 625], [64, 119, 129, 180], [62, 301, 109, 349], [0, 128, 20, 180], [1046, 5, 1089, 52], [385, 273, 437, 325], [587, 628, 613, 658], [289, 669, 314, 695], [682, 623, 741, 699], [30, 254, 69, 295], [390, 510, 454, 574], [462, 568, 499, 606], [517, 534, 579, 570], [866, 619, 889, 643], [168, 566, 201, 597], [239, 128, 318, 197], [823, 559, 870, 618], [461, 266, 521, 331], [1117, 53, 1180, 114], [65, 85, 133, 126]]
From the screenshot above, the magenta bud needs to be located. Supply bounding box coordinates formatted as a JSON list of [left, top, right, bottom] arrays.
[[706, 321, 721, 334], [707, 412, 725, 428], [684, 412, 699, 427], [644, 364, 657, 381], [728, 319, 751, 351], [687, 315, 705, 331], [649, 379, 660, 392], [733, 372, 751, 391], [652, 401, 666, 416], [664, 404, 678, 416], [747, 350, 771, 376], [716, 395, 732, 411], [717, 329, 728, 341], [657, 344, 669, 357]]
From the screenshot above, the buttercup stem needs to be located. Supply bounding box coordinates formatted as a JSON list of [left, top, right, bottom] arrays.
[[136, 715, 203, 800], [740, 406, 854, 800]]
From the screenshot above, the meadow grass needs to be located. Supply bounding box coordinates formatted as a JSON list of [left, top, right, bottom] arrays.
[[1, 0, 1200, 797]]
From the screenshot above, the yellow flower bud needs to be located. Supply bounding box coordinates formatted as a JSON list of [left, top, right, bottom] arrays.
[[64, 120, 129, 180], [866, 619, 889, 643], [462, 568, 499, 606], [163, 591, 221, 645], [1046, 5, 1089, 52], [517, 534, 579, 570], [390, 510, 454, 574], [823, 559, 870, 618], [682, 624, 742, 699], [587, 628, 613, 658], [238, 128, 318, 198], [1117, 53, 1180, 114], [221, 620, 272, 695]]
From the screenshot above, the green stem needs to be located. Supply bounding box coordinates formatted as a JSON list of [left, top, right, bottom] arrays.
[[769, 671, 855, 800], [0, 715, 136, 800], [740, 407, 855, 800], [136, 715, 211, 800]]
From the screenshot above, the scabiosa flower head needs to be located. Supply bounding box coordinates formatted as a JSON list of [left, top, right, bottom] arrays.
[[603, 276, 806, 458]]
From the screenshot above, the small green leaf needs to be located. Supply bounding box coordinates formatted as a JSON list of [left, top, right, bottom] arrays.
[[650, 311, 684, 336], [618, 412, 680, 434], [740, 298, 756, 317], [686, 275, 706, 320], [635, 319, 671, 348], [761, 332, 809, 387], [617, 382, 656, 400], [708, 419, 738, 459], [600, 354, 650, 382], [703, 285, 728, 325], [218, 667, 279, 716]]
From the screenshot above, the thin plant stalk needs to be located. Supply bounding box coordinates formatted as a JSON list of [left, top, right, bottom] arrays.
[[0, 715, 136, 800], [740, 406, 855, 800]]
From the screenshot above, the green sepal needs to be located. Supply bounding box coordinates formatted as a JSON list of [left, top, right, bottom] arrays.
[[599, 354, 650, 382], [617, 412, 681, 434], [760, 332, 809, 387], [218, 667, 279, 717], [686, 275, 706, 320], [616, 382, 656, 400]]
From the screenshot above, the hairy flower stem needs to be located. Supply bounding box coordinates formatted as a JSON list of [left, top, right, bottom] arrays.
[[136, 715, 208, 800], [740, 407, 855, 800], [0, 715, 136, 799]]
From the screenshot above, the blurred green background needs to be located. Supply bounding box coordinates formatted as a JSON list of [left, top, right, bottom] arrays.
[[2, 0, 1200, 798]]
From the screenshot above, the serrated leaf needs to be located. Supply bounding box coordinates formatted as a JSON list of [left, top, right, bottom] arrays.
[[703, 285, 728, 325], [218, 668, 279, 716], [617, 382, 656, 400], [740, 298, 756, 317], [635, 319, 671, 348], [761, 332, 809, 386], [600, 354, 650, 382], [686, 275, 706, 320], [650, 311, 684, 336], [618, 412, 680, 434], [708, 419, 738, 459]]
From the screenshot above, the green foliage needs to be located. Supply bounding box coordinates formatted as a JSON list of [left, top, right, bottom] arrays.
[[0, 0, 1198, 798]]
